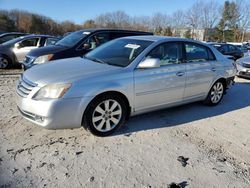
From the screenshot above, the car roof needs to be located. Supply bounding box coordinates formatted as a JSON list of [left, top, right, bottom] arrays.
[[121, 35, 208, 44], [74, 28, 153, 34], [19, 34, 59, 39], [0, 32, 27, 37]]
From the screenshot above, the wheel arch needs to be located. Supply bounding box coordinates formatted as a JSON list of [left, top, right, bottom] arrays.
[[208, 77, 227, 95], [0, 53, 13, 66], [81, 90, 131, 128]]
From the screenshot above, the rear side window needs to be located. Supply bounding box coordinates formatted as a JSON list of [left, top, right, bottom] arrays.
[[85, 33, 110, 50], [228, 45, 237, 51], [185, 43, 215, 62]]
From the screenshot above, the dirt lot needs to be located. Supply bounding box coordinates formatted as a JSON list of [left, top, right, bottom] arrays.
[[0, 70, 249, 188]]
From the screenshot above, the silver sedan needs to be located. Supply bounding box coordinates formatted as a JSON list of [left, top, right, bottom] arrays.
[[16, 36, 236, 136]]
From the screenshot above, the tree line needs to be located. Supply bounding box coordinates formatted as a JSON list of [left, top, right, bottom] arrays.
[[0, 0, 250, 42]]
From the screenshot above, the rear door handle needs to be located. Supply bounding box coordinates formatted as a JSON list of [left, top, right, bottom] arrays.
[[176, 72, 185, 76], [211, 67, 216, 72]]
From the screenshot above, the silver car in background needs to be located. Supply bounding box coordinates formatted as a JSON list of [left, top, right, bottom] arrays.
[[236, 56, 250, 78], [16, 36, 236, 136], [0, 34, 59, 68]]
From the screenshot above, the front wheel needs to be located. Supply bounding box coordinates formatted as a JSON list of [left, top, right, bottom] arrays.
[[83, 94, 128, 136], [204, 81, 224, 106], [0, 56, 11, 69]]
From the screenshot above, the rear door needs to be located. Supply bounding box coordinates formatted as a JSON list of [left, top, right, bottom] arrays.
[[13, 37, 40, 62], [134, 42, 186, 111], [183, 42, 216, 100]]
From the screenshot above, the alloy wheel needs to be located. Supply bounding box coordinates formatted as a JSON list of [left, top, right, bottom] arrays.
[[211, 82, 224, 104], [0, 57, 8, 69], [92, 99, 122, 132]]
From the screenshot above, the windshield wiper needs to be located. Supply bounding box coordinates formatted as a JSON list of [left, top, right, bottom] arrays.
[[84, 56, 107, 64]]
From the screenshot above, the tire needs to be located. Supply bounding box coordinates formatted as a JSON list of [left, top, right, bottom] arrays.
[[204, 80, 225, 106], [83, 94, 128, 136], [0, 55, 11, 69]]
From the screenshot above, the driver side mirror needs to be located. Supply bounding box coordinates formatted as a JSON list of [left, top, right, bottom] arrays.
[[83, 43, 91, 50], [14, 43, 21, 49], [137, 58, 161, 69]]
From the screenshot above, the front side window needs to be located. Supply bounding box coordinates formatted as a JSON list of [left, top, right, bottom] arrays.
[[218, 45, 228, 53], [146, 42, 183, 66], [19, 38, 39, 47], [45, 38, 58, 46], [185, 43, 211, 62], [85, 33, 110, 50], [85, 38, 152, 67]]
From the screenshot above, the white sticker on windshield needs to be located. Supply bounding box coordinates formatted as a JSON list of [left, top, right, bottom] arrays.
[[125, 44, 140, 49], [83, 32, 91, 35]]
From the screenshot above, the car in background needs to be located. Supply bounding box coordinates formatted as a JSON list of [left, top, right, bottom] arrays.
[[22, 29, 153, 70], [235, 56, 250, 78], [16, 36, 236, 136], [0, 32, 28, 44], [0, 34, 59, 69], [208, 43, 244, 60]]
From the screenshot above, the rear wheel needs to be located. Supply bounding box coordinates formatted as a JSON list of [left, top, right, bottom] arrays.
[[83, 94, 128, 136], [0, 56, 10, 69], [204, 81, 224, 105]]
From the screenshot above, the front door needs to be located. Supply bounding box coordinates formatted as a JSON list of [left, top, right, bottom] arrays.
[[134, 42, 186, 111], [13, 38, 40, 62]]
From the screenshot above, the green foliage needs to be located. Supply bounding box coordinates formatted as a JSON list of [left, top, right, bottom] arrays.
[[216, 1, 240, 41]]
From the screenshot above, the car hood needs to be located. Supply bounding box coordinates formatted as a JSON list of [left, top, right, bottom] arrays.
[[23, 57, 122, 85], [238, 56, 250, 64], [28, 45, 68, 57]]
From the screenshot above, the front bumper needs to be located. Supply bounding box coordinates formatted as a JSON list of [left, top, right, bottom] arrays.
[[16, 93, 92, 129], [236, 64, 250, 78]]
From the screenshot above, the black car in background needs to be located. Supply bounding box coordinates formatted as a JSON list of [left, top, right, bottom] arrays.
[[22, 29, 153, 69], [0, 32, 28, 44], [209, 43, 244, 60]]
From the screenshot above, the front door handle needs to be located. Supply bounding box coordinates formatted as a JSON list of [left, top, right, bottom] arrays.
[[211, 67, 216, 72], [176, 72, 185, 76]]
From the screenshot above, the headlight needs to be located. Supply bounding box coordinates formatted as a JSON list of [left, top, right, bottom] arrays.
[[33, 83, 71, 100], [33, 54, 54, 64], [236, 60, 243, 66]]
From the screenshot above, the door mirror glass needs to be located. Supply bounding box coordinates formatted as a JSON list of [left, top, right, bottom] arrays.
[[138, 58, 161, 69], [14, 43, 21, 49], [83, 43, 91, 50]]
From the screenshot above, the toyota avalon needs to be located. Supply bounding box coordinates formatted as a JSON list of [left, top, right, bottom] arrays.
[[16, 36, 236, 136]]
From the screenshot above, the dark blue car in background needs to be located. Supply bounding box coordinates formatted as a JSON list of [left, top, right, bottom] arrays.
[[22, 29, 153, 69]]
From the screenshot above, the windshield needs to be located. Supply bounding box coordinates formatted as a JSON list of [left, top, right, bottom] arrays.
[[55, 31, 89, 47], [85, 38, 153, 67]]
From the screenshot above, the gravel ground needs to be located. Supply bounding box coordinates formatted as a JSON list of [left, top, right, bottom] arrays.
[[0, 72, 249, 188]]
